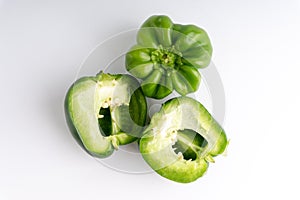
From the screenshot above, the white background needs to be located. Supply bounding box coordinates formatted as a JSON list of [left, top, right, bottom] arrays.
[[1, 0, 300, 199]]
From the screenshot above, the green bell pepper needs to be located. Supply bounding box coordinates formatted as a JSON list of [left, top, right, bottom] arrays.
[[65, 72, 148, 158], [139, 96, 228, 183], [126, 15, 213, 99]]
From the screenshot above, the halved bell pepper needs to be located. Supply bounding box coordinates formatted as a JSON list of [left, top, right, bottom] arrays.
[[65, 72, 148, 158], [126, 15, 212, 99], [139, 96, 228, 183]]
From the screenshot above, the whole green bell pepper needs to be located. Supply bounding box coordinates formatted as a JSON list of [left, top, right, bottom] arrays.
[[126, 15, 213, 99], [139, 96, 228, 183], [65, 72, 148, 158]]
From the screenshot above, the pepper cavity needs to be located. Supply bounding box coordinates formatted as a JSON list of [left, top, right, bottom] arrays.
[[172, 129, 208, 161]]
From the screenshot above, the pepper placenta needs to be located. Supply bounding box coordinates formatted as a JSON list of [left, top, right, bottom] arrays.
[[126, 15, 213, 99], [65, 72, 148, 158], [139, 96, 228, 183]]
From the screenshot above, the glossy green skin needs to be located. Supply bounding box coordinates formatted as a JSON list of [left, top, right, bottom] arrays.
[[126, 15, 212, 99], [65, 72, 148, 158], [139, 97, 228, 183]]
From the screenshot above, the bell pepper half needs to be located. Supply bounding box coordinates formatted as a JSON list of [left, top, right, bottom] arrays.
[[139, 96, 228, 183], [65, 72, 148, 158]]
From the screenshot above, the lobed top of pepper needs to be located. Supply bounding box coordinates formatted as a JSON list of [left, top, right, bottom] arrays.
[[126, 15, 213, 99]]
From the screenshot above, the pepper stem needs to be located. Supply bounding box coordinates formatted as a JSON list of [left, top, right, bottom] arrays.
[[205, 155, 215, 163], [111, 137, 119, 150], [150, 45, 182, 68]]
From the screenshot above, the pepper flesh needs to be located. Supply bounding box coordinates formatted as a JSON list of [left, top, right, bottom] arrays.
[[139, 96, 228, 183], [65, 72, 148, 158], [126, 15, 212, 99]]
